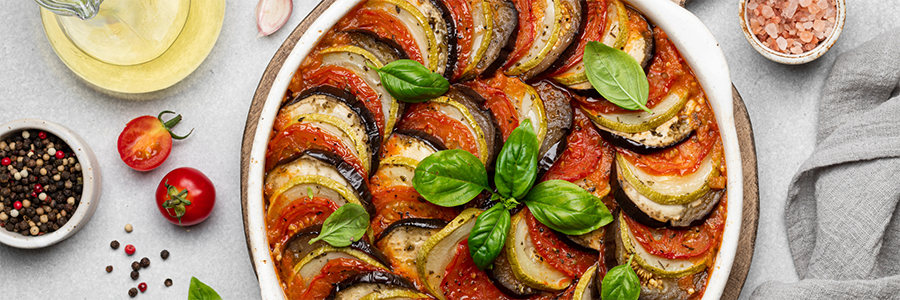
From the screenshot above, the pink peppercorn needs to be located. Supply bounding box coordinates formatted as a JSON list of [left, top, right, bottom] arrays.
[[38, 131, 47, 139], [34, 184, 42, 193], [55, 151, 65, 159], [138, 282, 147, 292], [13, 201, 22, 210], [1, 157, 9, 166], [125, 244, 136, 255]]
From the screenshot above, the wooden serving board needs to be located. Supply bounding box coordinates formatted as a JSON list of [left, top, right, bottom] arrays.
[[240, 1, 760, 298]]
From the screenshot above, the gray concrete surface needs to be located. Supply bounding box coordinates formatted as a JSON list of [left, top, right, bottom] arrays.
[[0, 0, 898, 299]]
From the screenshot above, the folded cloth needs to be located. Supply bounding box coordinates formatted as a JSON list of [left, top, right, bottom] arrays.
[[751, 29, 900, 299]]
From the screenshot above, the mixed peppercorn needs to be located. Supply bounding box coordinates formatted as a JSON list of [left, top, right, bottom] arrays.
[[109, 240, 174, 297], [0, 130, 83, 236]]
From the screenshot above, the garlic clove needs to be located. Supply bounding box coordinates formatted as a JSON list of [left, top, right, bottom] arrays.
[[256, 0, 293, 37]]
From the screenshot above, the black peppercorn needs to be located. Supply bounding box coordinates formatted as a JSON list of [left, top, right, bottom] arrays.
[[164, 278, 173, 287], [140, 257, 150, 268], [131, 261, 141, 271], [160, 250, 169, 260], [111, 240, 120, 249], [128, 288, 138, 297], [130, 270, 139, 280], [56, 216, 66, 226], [106, 265, 114, 273]]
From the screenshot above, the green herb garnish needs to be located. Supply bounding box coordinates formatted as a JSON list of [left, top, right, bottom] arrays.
[[584, 41, 652, 113], [188, 277, 222, 300], [371, 59, 450, 103], [308, 203, 369, 247], [602, 254, 641, 300]]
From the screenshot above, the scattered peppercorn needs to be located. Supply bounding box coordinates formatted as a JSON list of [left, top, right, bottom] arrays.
[[128, 287, 138, 297], [140, 257, 150, 268], [125, 244, 136, 255], [164, 278, 173, 287], [131, 261, 141, 271], [125, 223, 133, 233], [160, 250, 169, 260], [106, 265, 114, 273], [138, 282, 147, 293], [130, 270, 139, 280], [110, 240, 120, 249]]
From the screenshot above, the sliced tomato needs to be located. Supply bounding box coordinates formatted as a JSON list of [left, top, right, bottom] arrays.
[[443, 0, 474, 81], [397, 103, 480, 158], [370, 186, 459, 238], [290, 65, 385, 135], [265, 123, 368, 179], [502, 0, 537, 69], [576, 27, 686, 115], [624, 195, 727, 260], [463, 80, 519, 140], [291, 258, 387, 300], [267, 197, 339, 250], [336, 7, 424, 65], [618, 94, 722, 176], [442, 239, 516, 300], [524, 208, 597, 278], [544, 0, 609, 77], [542, 109, 615, 200]]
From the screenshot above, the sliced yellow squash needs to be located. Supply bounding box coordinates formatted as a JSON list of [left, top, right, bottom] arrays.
[[417, 208, 483, 300], [505, 211, 572, 291]]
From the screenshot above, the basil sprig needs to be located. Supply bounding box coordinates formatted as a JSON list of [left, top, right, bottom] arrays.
[[188, 277, 222, 300], [413, 120, 613, 269], [583, 41, 652, 113], [371, 59, 450, 103], [308, 203, 369, 247], [602, 254, 641, 300]]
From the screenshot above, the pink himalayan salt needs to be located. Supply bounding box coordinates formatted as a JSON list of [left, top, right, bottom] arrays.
[[799, 0, 812, 7], [746, 0, 836, 54], [783, 0, 799, 18], [776, 37, 788, 50], [817, 0, 829, 9], [761, 5, 775, 17], [765, 23, 779, 37], [791, 46, 803, 54], [799, 31, 814, 43]]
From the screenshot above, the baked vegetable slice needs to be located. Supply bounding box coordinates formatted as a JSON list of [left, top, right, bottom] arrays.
[[475, 0, 517, 76], [375, 218, 448, 292], [531, 80, 574, 162], [505, 210, 572, 291], [503, 0, 581, 79], [615, 213, 707, 278], [325, 271, 427, 300], [417, 208, 482, 300]]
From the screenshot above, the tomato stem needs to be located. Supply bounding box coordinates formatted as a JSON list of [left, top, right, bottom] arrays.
[[162, 180, 192, 225], [157, 110, 194, 140]]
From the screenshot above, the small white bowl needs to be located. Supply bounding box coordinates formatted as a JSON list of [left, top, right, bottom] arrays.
[[0, 119, 101, 249], [740, 0, 846, 65]]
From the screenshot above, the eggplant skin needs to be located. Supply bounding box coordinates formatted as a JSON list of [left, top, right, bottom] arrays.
[[429, 0, 458, 79], [342, 30, 409, 63], [282, 224, 391, 270], [540, 0, 589, 78], [292, 86, 383, 176], [374, 218, 449, 242], [303, 149, 375, 215], [393, 129, 448, 152], [489, 250, 540, 297], [596, 115, 695, 155], [614, 188, 666, 228], [325, 271, 419, 300], [531, 81, 574, 159], [477, 0, 518, 76], [518, 0, 582, 79], [449, 85, 502, 167]]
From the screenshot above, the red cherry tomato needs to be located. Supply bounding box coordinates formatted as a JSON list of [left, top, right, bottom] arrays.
[[117, 111, 193, 171], [155, 167, 215, 226]]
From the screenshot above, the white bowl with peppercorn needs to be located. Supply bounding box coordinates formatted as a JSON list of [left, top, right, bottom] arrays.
[[740, 0, 846, 64], [0, 119, 101, 249]]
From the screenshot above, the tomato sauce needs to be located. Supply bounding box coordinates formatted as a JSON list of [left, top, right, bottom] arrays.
[[335, 6, 424, 64], [397, 103, 481, 159], [442, 239, 517, 300], [542, 109, 615, 200], [463, 80, 519, 140], [524, 208, 597, 278], [546, 0, 609, 77]]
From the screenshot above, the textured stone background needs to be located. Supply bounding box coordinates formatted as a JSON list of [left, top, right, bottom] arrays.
[[0, 0, 898, 298]]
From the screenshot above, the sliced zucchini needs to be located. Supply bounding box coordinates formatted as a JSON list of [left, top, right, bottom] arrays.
[[617, 213, 707, 278], [532, 81, 574, 159], [379, 131, 443, 168], [427, 92, 495, 165], [375, 219, 447, 290], [572, 264, 599, 300], [319, 46, 402, 139], [597, 114, 694, 154], [489, 250, 539, 297], [373, 164, 418, 188], [344, 30, 409, 64], [505, 211, 572, 291], [359, 289, 431, 300], [289, 245, 390, 292], [584, 84, 689, 133], [620, 7, 654, 69], [325, 271, 422, 300], [617, 153, 718, 206], [366, 0, 453, 77], [417, 208, 482, 300], [475, 0, 516, 75], [551, 0, 627, 89], [505, 0, 581, 79]]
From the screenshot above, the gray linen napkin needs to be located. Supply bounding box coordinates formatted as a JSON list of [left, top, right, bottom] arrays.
[[751, 29, 900, 299]]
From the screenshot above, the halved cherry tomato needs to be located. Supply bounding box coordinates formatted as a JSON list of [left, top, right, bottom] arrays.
[[370, 186, 459, 238], [397, 103, 480, 158], [265, 122, 368, 180], [463, 80, 519, 140], [442, 239, 516, 300], [623, 195, 727, 260], [117, 111, 193, 171], [292, 258, 387, 300], [155, 167, 215, 226], [524, 208, 597, 278], [542, 109, 615, 200], [267, 197, 339, 250], [336, 7, 424, 64]]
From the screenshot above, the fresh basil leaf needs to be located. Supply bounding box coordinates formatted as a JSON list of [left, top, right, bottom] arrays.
[[494, 119, 539, 199], [583, 41, 651, 113], [413, 149, 491, 207], [188, 277, 223, 300], [468, 204, 511, 270], [522, 180, 613, 235], [308, 203, 369, 247], [374, 59, 449, 103], [602, 255, 641, 300]]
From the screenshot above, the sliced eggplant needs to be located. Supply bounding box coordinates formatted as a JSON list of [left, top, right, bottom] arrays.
[[450, 85, 503, 164], [505, 211, 572, 291], [489, 249, 539, 297], [344, 30, 409, 63], [621, 7, 654, 69], [550, 0, 628, 90], [394, 129, 448, 152], [599, 0, 629, 51], [443, 0, 491, 80], [532, 80, 574, 159], [280, 225, 390, 266], [504, 0, 581, 79], [264, 151, 374, 224], [417, 208, 482, 300], [375, 218, 447, 291], [289, 244, 391, 293], [597, 114, 694, 154], [475, 0, 517, 76], [279, 86, 381, 175], [326, 271, 423, 300], [583, 84, 689, 134], [615, 213, 707, 279], [379, 131, 444, 170], [415, 87, 499, 166], [365, 0, 454, 77], [318, 45, 403, 139], [537, 136, 567, 175], [558, 227, 603, 254]]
